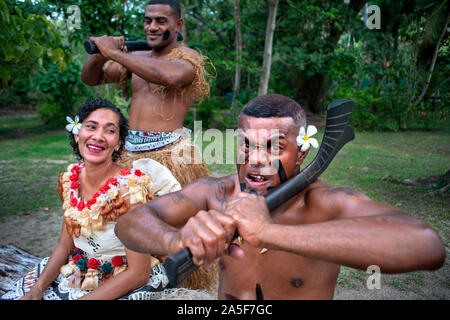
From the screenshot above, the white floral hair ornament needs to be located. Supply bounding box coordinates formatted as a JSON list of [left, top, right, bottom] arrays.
[[66, 115, 82, 135], [296, 125, 319, 152]]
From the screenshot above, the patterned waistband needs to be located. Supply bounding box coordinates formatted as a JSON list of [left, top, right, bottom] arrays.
[[125, 128, 191, 152]]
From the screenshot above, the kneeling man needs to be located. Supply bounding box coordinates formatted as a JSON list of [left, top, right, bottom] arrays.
[[115, 94, 445, 299]]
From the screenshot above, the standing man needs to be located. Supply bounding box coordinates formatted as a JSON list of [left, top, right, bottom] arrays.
[[81, 0, 215, 292], [115, 94, 445, 300], [81, 0, 211, 188]]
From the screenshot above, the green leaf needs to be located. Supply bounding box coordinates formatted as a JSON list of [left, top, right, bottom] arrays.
[[0, 65, 10, 87], [14, 5, 22, 17]]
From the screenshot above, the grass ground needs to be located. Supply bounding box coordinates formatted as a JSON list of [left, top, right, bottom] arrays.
[[0, 114, 47, 139], [0, 114, 448, 299], [0, 130, 74, 217]]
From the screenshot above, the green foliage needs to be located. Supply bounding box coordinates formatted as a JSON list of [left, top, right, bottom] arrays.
[[47, 0, 145, 43], [323, 0, 449, 131], [184, 95, 234, 130], [34, 60, 92, 127], [1, 0, 448, 133], [96, 85, 131, 118], [267, 0, 367, 111], [0, 76, 35, 106], [0, 0, 69, 87], [328, 85, 398, 131]]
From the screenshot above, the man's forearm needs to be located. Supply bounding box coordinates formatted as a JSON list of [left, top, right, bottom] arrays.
[[115, 204, 180, 256], [81, 54, 108, 86], [109, 50, 193, 88], [258, 212, 445, 273]]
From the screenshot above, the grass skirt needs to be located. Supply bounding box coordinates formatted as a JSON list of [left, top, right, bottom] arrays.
[[118, 136, 210, 188], [117, 136, 218, 294]]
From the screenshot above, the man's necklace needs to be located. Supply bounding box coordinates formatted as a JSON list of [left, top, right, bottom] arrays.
[[236, 236, 268, 254]]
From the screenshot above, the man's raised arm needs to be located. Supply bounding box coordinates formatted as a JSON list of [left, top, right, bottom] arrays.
[[83, 35, 196, 89], [107, 50, 195, 89], [114, 186, 200, 256]]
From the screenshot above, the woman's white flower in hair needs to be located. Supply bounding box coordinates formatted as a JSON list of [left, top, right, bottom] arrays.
[[66, 115, 81, 135], [296, 125, 319, 152]]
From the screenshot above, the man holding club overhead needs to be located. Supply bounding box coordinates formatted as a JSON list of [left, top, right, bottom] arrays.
[[81, 0, 215, 291], [81, 0, 211, 188], [115, 94, 445, 300]]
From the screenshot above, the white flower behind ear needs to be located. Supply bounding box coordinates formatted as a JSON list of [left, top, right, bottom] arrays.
[[296, 125, 318, 152], [66, 115, 81, 135]]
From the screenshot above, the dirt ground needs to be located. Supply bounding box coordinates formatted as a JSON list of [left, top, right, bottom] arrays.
[[0, 207, 448, 300]]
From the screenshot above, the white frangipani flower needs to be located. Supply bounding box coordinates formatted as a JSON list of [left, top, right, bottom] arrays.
[[66, 115, 82, 135], [296, 125, 319, 152]]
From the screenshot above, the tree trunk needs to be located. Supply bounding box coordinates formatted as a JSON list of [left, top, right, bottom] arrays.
[[231, 0, 242, 112], [401, 18, 422, 129], [258, 0, 279, 96], [413, 13, 449, 108], [294, 73, 329, 113]]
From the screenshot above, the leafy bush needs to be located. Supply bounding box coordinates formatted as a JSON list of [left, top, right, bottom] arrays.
[[328, 85, 399, 131], [97, 85, 131, 118], [0, 0, 68, 87], [328, 79, 449, 132], [184, 95, 235, 130], [35, 60, 92, 128]]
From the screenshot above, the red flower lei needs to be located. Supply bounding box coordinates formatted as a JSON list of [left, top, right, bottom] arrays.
[[69, 163, 121, 210]]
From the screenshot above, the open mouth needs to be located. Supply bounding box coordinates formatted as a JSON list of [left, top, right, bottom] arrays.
[[245, 173, 270, 186], [87, 144, 105, 153]]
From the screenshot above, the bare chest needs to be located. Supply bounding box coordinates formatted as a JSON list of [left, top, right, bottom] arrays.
[[218, 243, 340, 300], [215, 194, 339, 299], [131, 73, 161, 95]]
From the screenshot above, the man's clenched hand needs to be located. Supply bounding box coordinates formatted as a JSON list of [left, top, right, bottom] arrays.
[[89, 35, 128, 60], [225, 192, 273, 247], [171, 210, 236, 267]]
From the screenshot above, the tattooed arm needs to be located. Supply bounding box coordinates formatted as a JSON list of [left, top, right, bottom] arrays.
[[115, 176, 236, 266], [225, 183, 445, 273]]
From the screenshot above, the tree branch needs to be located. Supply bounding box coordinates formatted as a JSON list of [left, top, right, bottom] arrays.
[[232, 0, 242, 110], [413, 13, 449, 108], [186, 12, 229, 46]]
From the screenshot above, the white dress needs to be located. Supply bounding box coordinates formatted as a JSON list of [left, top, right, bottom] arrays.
[[1, 159, 202, 300]]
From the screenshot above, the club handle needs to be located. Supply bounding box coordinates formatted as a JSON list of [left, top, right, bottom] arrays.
[[164, 231, 240, 288], [164, 247, 195, 288], [84, 33, 184, 54], [84, 40, 149, 55]]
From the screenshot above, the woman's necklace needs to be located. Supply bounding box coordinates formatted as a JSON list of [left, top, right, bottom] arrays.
[[68, 162, 121, 211]]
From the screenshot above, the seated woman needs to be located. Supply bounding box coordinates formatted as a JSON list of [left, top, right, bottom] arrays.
[[2, 98, 211, 300]]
